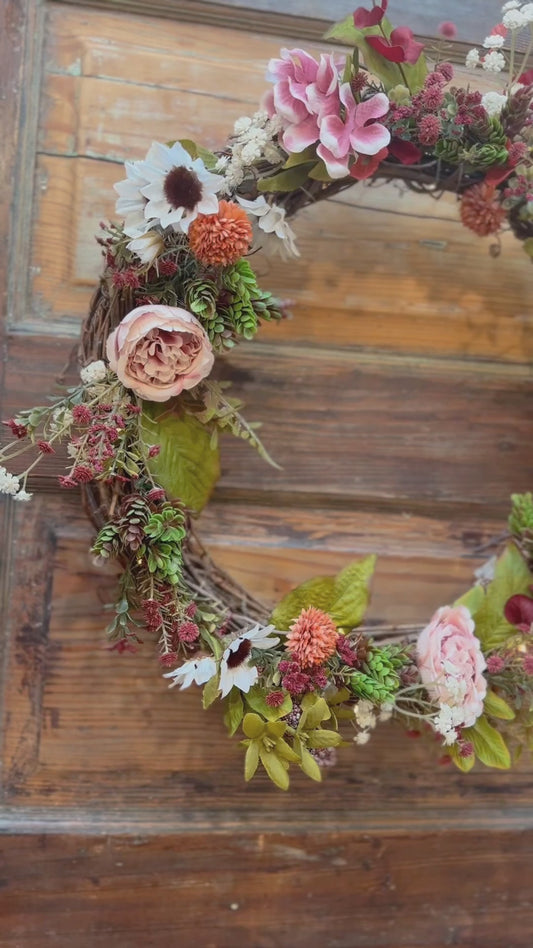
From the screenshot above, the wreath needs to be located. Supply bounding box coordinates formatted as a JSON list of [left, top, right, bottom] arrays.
[[2, 2, 533, 789]]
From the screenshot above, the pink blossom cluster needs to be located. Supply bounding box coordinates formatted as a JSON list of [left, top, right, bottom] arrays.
[[59, 401, 138, 488], [263, 47, 391, 180]]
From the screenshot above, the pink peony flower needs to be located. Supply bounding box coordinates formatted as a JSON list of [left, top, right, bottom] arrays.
[[317, 85, 390, 178], [416, 605, 487, 728], [106, 304, 214, 402]]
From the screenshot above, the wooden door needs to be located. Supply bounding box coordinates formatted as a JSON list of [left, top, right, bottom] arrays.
[[1, 2, 532, 945]]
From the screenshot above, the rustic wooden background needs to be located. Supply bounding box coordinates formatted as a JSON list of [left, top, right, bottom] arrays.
[[1, 1, 532, 945]]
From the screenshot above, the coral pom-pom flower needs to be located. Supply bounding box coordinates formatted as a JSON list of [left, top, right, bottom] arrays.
[[286, 606, 338, 667], [188, 199, 253, 267]]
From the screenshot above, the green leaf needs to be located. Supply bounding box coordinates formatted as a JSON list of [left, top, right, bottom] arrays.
[[306, 729, 343, 750], [242, 712, 266, 739], [473, 544, 533, 650], [179, 138, 218, 170], [259, 748, 290, 790], [484, 689, 515, 721], [224, 689, 244, 736], [275, 738, 301, 763], [463, 715, 511, 770], [283, 145, 317, 168], [308, 160, 337, 182], [298, 746, 322, 782], [244, 740, 260, 781], [327, 686, 351, 706], [330, 555, 376, 628], [448, 743, 476, 773], [454, 584, 485, 615], [257, 163, 315, 193], [271, 576, 336, 631], [300, 694, 330, 730], [324, 16, 426, 93], [141, 401, 220, 514], [202, 673, 219, 710], [245, 685, 292, 721]]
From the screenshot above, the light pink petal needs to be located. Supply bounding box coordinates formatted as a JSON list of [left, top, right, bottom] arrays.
[[319, 114, 351, 159], [350, 121, 391, 156], [282, 115, 320, 152], [355, 92, 390, 124], [273, 80, 309, 124], [316, 54, 340, 95], [289, 47, 319, 83], [306, 85, 340, 119], [316, 142, 349, 179]]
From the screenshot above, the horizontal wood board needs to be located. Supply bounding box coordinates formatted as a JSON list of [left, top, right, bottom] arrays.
[[1, 830, 533, 948], [15, 4, 530, 365]]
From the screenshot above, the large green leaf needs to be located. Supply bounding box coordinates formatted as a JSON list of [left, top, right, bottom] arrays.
[[257, 163, 315, 193], [271, 576, 337, 631], [245, 685, 292, 721], [331, 555, 376, 627], [141, 401, 220, 514], [259, 748, 290, 790], [271, 555, 376, 631], [473, 544, 533, 650], [463, 715, 511, 770], [224, 689, 245, 736], [448, 743, 476, 773], [324, 16, 427, 93], [483, 689, 515, 721], [179, 138, 218, 170]]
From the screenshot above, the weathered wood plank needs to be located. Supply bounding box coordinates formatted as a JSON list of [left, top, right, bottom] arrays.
[[1, 494, 532, 826], [49, 0, 506, 48], [0, 829, 532, 948], [30, 8, 531, 357], [3, 334, 531, 514]]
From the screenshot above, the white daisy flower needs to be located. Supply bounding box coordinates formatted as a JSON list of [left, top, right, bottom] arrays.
[[126, 230, 165, 266], [139, 141, 222, 233], [163, 656, 216, 690], [236, 196, 300, 258], [114, 160, 153, 238], [218, 623, 280, 698]]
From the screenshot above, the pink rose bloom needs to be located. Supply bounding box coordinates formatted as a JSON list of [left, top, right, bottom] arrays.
[[106, 304, 214, 402], [416, 605, 487, 728]]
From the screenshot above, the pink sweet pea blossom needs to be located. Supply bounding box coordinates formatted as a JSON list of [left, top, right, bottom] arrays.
[[366, 27, 425, 65], [266, 48, 344, 153], [353, 0, 388, 29], [317, 85, 390, 179]]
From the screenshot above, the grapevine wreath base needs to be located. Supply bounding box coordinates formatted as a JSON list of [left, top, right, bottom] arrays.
[[2, 3, 533, 788]]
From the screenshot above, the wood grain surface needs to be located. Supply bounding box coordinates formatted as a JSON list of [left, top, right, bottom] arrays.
[[1, 2, 532, 945]]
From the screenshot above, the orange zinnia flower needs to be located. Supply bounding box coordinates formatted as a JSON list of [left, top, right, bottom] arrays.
[[188, 199, 253, 267], [285, 606, 338, 667]]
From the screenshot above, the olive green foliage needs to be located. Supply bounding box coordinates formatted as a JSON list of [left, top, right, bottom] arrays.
[[271, 555, 376, 631]]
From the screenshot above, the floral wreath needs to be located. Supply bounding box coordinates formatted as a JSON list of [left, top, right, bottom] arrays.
[[2, 2, 533, 789]]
